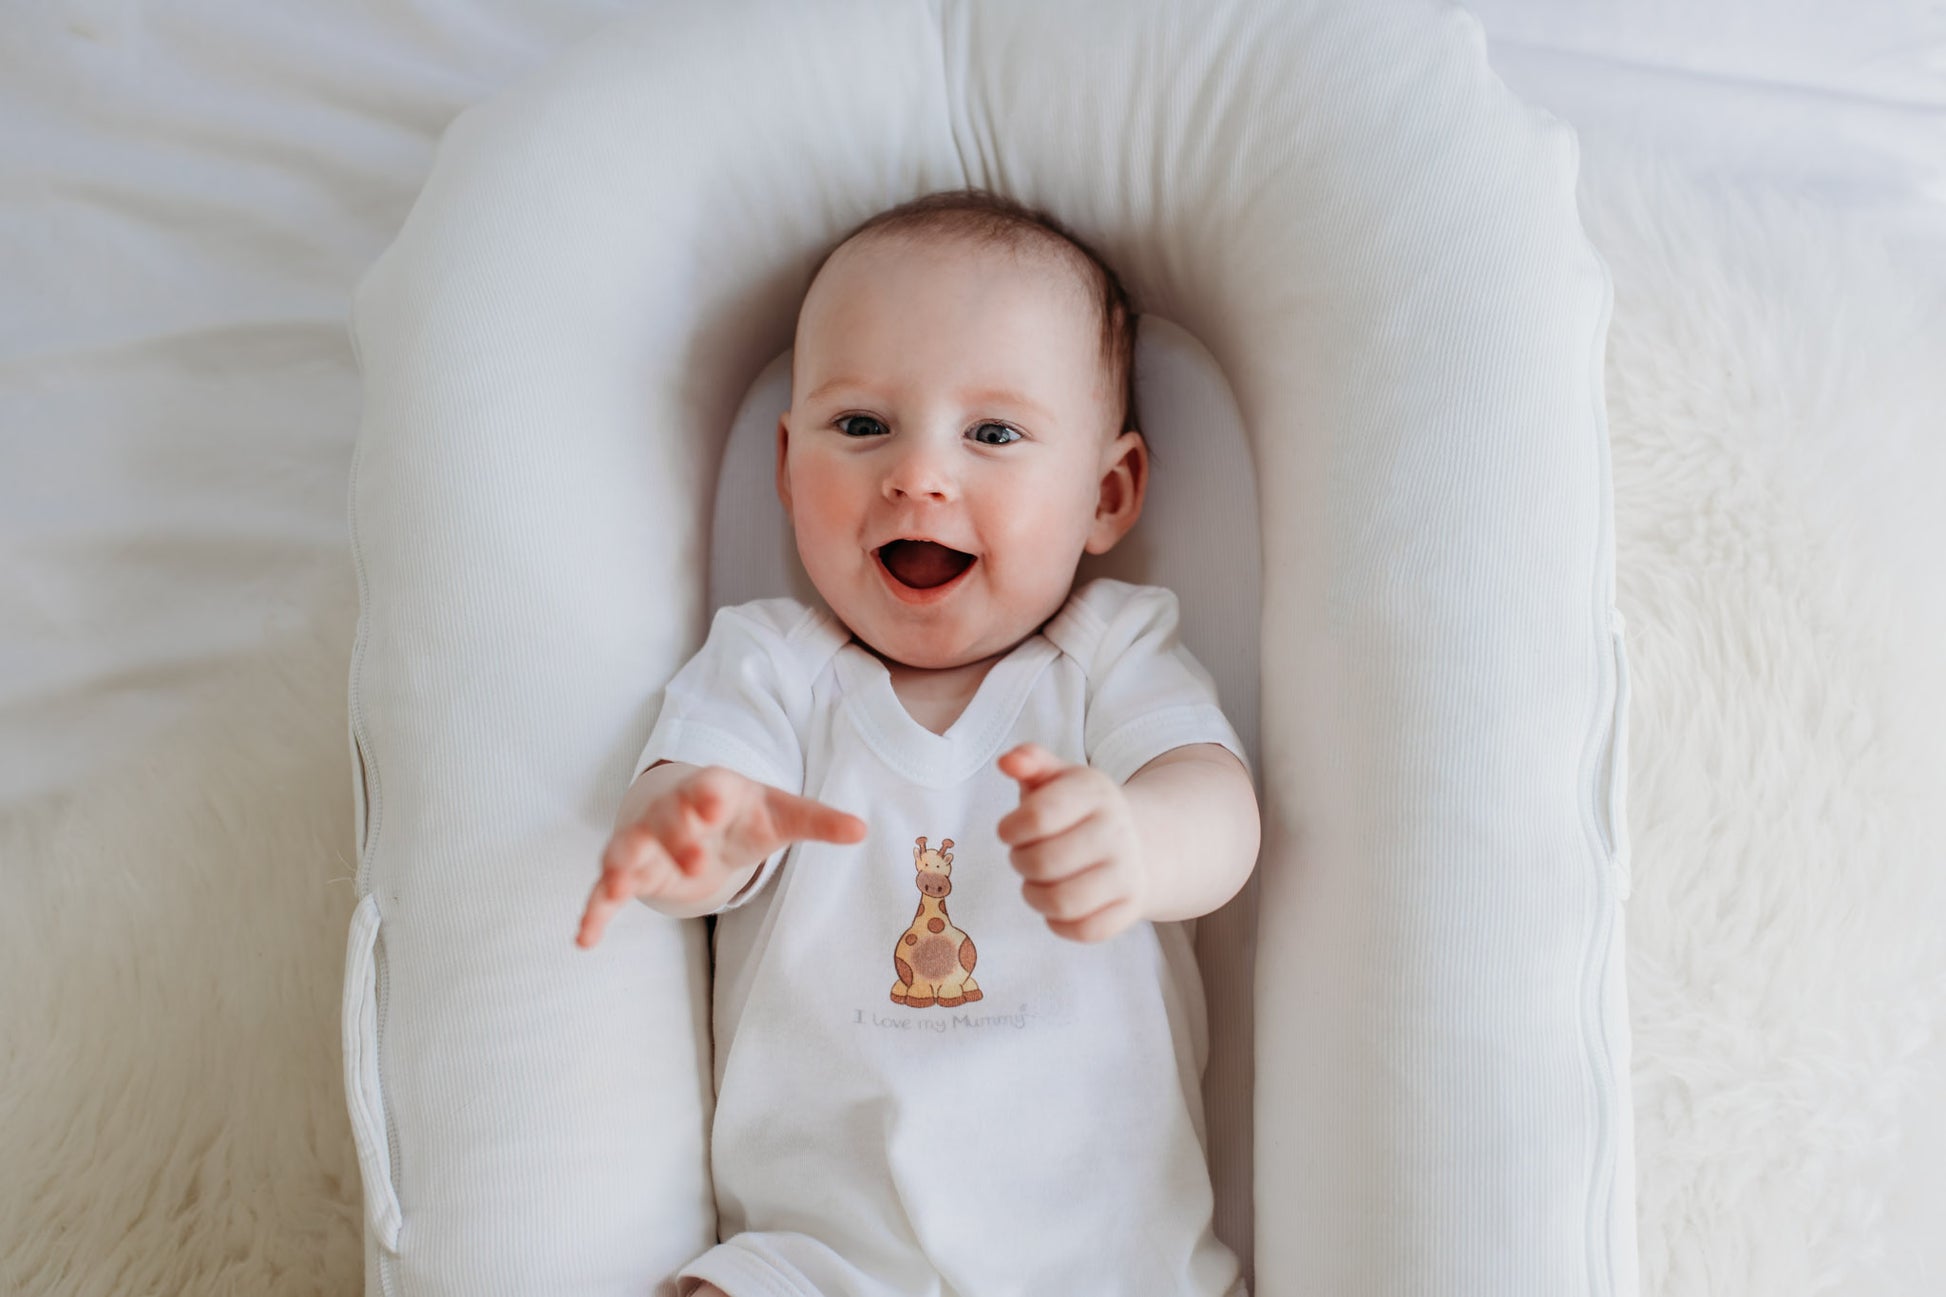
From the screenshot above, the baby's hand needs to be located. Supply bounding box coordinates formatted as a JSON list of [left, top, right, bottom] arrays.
[[576, 765, 866, 949], [996, 743, 1151, 945]]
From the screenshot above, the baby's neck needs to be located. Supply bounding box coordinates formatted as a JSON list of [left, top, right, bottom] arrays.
[[867, 634, 1019, 677], [875, 648, 1009, 737]]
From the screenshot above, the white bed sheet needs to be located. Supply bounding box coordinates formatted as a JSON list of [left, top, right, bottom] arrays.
[[0, 1, 636, 812], [1465, 0, 1946, 269]]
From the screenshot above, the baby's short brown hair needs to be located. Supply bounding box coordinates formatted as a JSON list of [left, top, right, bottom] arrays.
[[810, 187, 1141, 440]]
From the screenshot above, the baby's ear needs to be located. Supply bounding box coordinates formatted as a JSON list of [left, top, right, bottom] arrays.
[[774, 412, 794, 516], [1085, 429, 1148, 555]]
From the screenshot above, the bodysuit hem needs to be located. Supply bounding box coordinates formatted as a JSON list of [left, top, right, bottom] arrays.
[[677, 1240, 822, 1297]]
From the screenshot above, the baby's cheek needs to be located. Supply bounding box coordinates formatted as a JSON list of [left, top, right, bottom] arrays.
[[789, 459, 844, 515], [789, 466, 861, 557]]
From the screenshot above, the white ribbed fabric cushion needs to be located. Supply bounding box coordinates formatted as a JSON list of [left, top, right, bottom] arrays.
[[343, 1, 1637, 1294]]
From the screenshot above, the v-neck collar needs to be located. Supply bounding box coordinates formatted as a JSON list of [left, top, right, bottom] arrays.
[[834, 633, 1060, 788]]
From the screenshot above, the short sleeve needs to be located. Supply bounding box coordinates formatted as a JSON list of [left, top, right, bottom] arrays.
[[631, 599, 837, 912], [1046, 580, 1248, 785]]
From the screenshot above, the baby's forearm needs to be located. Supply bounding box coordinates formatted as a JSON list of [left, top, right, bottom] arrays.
[[1123, 744, 1260, 924]]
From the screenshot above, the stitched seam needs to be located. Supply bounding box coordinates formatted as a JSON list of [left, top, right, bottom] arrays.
[[931, 0, 973, 185]]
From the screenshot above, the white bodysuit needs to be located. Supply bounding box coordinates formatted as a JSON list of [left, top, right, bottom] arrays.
[[637, 579, 1249, 1297]]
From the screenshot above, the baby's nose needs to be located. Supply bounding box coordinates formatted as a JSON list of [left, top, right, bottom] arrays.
[[882, 442, 955, 501], [887, 482, 949, 502]]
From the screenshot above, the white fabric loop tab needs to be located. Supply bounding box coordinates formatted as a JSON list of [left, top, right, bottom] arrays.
[[340, 893, 402, 1253]]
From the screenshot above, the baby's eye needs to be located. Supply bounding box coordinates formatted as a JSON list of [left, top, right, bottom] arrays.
[[836, 414, 889, 438], [968, 422, 1021, 446]]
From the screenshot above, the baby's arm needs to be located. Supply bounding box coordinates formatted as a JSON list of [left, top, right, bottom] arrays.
[[577, 761, 866, 944], [997, 742, 1259, 943], [1114, 743, 1259, 921]]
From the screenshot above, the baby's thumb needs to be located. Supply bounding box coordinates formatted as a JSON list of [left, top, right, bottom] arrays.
[[998, 743, 1064, 790]]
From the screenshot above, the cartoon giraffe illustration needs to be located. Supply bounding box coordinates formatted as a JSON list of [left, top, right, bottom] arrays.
[[890, 836, 983, 1008]]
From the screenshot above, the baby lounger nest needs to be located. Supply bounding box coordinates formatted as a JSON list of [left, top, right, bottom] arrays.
[[344, 0, 1636, 1293]]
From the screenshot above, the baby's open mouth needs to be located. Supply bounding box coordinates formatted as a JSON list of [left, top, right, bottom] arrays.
[[876, 539, 976, 590]]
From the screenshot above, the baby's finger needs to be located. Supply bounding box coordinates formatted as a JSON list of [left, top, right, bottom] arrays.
[[576, 887, 623, 949], [996, 766, 1104, 847], [997, 743, 1066, 791], [675, 767, 738, 832], [642, 796, 712, 876], [598, 834, 674, 902], [1020, 857, 1126, 923], [762, 788, 868, 846], [1007, 813, 1115, 882], [601, 822, 649, 877], [1045, 896, 1142, 946], [580, 837, 688, 947]]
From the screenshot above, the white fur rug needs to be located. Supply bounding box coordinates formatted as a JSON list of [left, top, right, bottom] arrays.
[[3, 142, 1943, 1295], [1578, 138, 1946, 1294]]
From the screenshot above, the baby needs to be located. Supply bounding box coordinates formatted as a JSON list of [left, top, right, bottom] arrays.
[[576, 188, 1258, 1297]]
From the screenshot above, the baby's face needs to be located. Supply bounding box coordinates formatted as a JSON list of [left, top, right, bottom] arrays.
[[777, 235, 1144, 671]]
